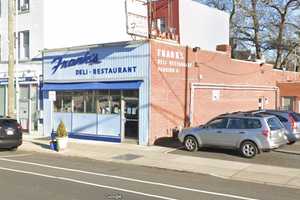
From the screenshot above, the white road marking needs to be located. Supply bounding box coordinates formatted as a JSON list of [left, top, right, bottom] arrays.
[[0, 153, 32, 158], [0, 157, 260, 200], [0, 166, 177, 200]]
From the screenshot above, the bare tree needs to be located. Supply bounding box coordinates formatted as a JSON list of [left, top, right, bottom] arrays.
[[264, 0, 300, 68]]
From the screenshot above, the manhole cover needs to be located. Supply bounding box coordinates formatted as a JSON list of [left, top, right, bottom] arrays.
[[112, 154, 143, 161]]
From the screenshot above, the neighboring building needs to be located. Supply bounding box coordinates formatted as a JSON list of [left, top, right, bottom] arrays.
[[42, 40, 300, 145], [150, 0, 229, 51], [277, 81, 300, 112], [0, 0, 229, 135]]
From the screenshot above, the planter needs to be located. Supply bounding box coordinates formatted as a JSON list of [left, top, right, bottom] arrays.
[[56, 137, 68, 151]]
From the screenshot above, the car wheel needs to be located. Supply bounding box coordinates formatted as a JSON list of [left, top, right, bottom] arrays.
[[184, 136, 198, 152], [240, 141, 257, 158]]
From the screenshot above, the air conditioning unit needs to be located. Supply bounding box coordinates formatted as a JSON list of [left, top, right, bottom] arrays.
[[21, 4, 29, 11]]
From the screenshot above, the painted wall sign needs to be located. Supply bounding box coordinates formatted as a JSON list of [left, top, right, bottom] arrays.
[[156, 48, 193, 73]]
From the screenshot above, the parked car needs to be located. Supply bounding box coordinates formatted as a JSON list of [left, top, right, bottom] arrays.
[[0, 118, 22, 150], [178, 113, 288, 158], [248, 110, 300, 144]]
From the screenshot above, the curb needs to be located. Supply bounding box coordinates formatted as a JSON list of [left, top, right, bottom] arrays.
[[273, 149, 300, 156]]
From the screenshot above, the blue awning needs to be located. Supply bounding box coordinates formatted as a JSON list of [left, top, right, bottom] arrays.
[[42, 81, 142, 91]]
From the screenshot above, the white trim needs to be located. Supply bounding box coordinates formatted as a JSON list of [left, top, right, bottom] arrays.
[[189, 83, 279, 125]]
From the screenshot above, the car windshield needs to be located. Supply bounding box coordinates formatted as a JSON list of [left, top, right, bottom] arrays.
[[267, 117, 283, 131]]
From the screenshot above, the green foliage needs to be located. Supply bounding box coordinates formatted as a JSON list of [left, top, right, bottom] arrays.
[[56, 121, 68, 138]]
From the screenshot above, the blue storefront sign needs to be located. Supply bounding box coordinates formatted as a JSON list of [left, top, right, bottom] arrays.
[[42, 41, 150, 145]]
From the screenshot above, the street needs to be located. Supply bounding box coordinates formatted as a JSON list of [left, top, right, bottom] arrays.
[[0, 150, 299, 200]]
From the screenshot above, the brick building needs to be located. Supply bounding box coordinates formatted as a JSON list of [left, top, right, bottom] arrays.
[[149, 40, 299, 144], [42, 39, 300, 145]]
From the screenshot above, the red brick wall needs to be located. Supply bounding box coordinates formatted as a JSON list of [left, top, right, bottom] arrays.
[[193, 89, 276, 125], [149, 40, 300, 145]]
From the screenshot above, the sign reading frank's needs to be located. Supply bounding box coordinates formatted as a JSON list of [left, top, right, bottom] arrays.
[[51, 52, 99, 74], [43, 43, 149, 82]]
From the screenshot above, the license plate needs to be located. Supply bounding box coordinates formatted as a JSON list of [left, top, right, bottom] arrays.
[[6, 130, 14, 135]]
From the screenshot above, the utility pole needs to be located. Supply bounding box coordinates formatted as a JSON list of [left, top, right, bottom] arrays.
[[8, 0, 16, 118]]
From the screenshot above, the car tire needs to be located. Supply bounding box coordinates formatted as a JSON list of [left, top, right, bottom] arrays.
[[184, 136, 199, 152], [240, 141, 257, 158]]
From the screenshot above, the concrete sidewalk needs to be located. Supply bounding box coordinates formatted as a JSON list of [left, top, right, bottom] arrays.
[[19, 136, 300, 190]]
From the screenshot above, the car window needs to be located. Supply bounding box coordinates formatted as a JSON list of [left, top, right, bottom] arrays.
[[291, 112, 300, 122], [244, 118, 262, 129], [267, 117, 283, 131], [206, 118, 228, 129], [261, 112, 288, 123], [228, 118, 245, 129]]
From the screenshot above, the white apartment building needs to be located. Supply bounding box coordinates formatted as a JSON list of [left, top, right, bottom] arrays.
[[0, 0, 229, 135]]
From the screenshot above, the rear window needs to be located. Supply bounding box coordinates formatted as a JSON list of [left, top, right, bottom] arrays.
[[0, 119, 18, 126], [227, 118, 261, 129], [290, 113, 300, 122], [267, 117, 283, 130]]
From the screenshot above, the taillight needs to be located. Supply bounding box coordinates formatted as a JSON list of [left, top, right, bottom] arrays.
[[288, 114, 297, 129], [262, 129, 270, 138]]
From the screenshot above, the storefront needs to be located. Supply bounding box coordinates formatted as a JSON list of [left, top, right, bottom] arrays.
[[0, 76, 40, 133], [42, 41, 150, 145]]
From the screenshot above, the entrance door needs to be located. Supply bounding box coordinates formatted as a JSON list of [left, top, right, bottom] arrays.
[[19, 85, 29, 132], [124, 98, 139, 140], [0, 86, 5, 117]]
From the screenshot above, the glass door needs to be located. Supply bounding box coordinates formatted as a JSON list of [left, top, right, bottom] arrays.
[[123, 89, 139, 140], [19, 85, 29, 132]]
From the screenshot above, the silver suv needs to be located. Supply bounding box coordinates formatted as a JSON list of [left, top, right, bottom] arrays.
[[178, 114, 288, 158], [251, 110, 300, 143]]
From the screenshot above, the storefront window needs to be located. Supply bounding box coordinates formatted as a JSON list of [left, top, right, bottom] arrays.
[[54, 93, 63, 112], [123, 90, 139, 98], [85, 91, 96, 113], [62, 95, 72, 112], [96, 95, 110, 114], [73, 94, 84, 113], [111, 95, 121, 114]]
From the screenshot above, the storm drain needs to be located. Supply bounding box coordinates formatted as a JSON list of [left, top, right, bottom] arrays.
[[112, 154, 143, 161]]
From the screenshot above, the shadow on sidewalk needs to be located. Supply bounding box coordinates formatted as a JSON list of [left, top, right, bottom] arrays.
[[154, 137, 183, 148], [32, 141, 51, 150]]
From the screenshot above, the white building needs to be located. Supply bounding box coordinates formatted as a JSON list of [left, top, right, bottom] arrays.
[[0, 0, 229, 135]]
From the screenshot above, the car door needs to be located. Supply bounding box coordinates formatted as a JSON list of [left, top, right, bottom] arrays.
[[201, 117, 228, 146], [221, 117, 246, 147]]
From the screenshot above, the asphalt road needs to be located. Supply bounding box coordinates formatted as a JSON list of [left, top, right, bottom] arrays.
[[0, 150, 299, 200], [170, 145, 300, 169]]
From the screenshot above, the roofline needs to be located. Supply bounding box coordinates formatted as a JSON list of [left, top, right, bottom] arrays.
[[41, 39, 149, 53]]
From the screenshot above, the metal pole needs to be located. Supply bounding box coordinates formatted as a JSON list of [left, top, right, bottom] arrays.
[[7, 0, 16, 118]]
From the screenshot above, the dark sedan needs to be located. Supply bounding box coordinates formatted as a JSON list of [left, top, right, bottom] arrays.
[[0, 118, 22, 150]]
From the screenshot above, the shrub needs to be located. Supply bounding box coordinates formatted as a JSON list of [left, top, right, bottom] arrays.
[[56, 121, 68, 138]]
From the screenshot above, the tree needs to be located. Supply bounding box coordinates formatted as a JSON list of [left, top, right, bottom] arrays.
[[200, 0, 300, 70], [263, 0, 300, 68]]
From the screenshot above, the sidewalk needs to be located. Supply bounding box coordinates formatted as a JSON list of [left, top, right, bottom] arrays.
[[19, 136, 300, 190]]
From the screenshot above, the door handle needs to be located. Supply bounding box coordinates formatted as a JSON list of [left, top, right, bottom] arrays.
[[217, 131, 222, 133], [239, 131, 245, 134]]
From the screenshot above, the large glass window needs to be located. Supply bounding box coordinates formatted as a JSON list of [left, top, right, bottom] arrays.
[[53, 90, 122, 114], [73, 94, 84, 113], [18, 0, 30, 12], [85, 91, 95, 113]]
